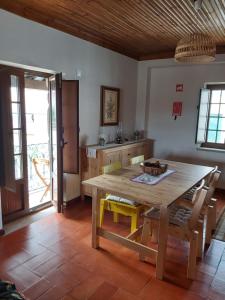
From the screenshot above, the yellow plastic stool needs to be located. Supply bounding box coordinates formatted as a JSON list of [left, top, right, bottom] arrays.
[[100, 158, 145, 233]]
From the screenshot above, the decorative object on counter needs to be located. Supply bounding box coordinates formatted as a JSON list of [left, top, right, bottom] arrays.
[[139, 130, 145, 139], [115, 134, 122, 144], [115, 121, 123, 144], [134, 130, 140, 140], [140, 161, 168, 176], [101, 86, 120, 126], [99, 126, 106, 146], [99, 137, 105, 146]]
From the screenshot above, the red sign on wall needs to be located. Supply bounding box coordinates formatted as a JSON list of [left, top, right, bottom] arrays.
[[172, 101, 182, 116], [176, 84, 183, 92]]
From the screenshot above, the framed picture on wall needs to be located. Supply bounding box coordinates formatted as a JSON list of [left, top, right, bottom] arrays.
[[100, 86, 120, 126]]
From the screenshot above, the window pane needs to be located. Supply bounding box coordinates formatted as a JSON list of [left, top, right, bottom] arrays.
[[196, 89, 210, 144], [198, 116, 207, 130], [208, 117, 218, 130], [197, 129, 206, 142], [200, 89, 210, 104], [216, 131, 225, 144], [14, 154, 23, 180], [211, 90, 221, 103], [199, 103, 209, 117], [207, 130, 216, 143], [11, 103, 21, 128], [220, 104, 225, 117], [10, 75, 20, 102], [210, 104, 220, 116], [221, 91, 225, 103], [13, 129, 22, 154], [218, 118, 225, 131]]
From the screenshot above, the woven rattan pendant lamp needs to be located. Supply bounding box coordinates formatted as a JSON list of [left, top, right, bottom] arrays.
[[175, 33, 216, 63]]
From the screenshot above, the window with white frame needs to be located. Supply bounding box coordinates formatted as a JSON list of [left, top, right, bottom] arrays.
[[196, 84, 225, 149]]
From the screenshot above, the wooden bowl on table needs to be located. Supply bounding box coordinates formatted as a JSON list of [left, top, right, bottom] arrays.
[[140, 161, 168, 176]]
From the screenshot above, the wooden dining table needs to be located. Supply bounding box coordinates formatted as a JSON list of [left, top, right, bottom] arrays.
[[82, 158, 213, 280]]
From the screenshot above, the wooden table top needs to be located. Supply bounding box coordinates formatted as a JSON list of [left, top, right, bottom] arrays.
[[82, 158, 213, 208]]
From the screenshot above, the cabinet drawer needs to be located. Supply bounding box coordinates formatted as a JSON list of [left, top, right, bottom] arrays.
[[122, 147, 137, 166], [81, 140, 153, 198], [102, 150, 122, 166], [122, 145, 146, 166]]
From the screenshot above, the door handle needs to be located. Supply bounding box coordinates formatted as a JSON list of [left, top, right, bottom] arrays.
[[61, 140, 68, 147]]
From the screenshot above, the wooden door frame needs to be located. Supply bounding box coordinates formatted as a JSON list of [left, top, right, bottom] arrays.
[[49, 74, 63, 213], [55, 74, 63, 213], [0, 65, 54, 223], [1, 68, 29, 222], [62, 79, 79, 175]]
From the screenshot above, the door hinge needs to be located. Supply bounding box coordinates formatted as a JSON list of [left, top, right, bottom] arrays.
[[59, 77, 62, 89], [45, 78, 49, 89]]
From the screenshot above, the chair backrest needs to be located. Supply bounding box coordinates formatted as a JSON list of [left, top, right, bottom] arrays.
[[206, 165, 218, 186], [189, 179, 208, 230], [32, 158, 50, 167], [205, 168, 221, 205], [130, 155, 144, 165], [32, 158, 50, 184], [102, 161, 122, 174], [191, 179, 205, 204]]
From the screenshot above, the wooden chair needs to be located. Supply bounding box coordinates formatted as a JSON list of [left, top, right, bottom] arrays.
[[140, 180, 208, 279], [32, 158, 50, 202], [99, 159, 145, 233], [177, 166, 221, 245], [204, 167, 221, 238]]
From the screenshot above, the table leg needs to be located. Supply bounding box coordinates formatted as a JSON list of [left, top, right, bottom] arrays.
[[92, 187, 100, 249], [156, 205, 169, 280]]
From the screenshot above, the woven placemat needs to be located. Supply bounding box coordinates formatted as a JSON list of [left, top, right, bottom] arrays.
[[131, 169, 176, 185]]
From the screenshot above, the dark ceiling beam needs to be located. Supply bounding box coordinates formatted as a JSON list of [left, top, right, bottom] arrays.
[[216, 45, 225, 55], [138, 51, 175, 61], [139, 45, 225, 61]]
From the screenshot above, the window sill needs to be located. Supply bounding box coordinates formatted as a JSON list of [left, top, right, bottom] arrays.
[[196, 146, 225, 153]]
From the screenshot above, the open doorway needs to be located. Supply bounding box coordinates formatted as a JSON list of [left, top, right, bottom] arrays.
[[1, 64, 79, 225], [24, 75, 51, 210]]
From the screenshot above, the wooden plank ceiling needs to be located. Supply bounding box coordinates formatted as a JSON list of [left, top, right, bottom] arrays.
[[1, 0, 225, 60]]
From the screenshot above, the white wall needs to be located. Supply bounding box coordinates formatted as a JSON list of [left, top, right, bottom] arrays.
[[0, 10, 137, 145], [136, 58, 225, 188], [0, 10, 138, 208]]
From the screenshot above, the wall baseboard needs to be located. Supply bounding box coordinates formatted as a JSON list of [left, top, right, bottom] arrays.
[[64, 196, 81, 207], [0, 228, 5, 236]]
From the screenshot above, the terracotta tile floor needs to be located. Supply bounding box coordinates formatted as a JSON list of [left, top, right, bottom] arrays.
[[1, 193, 225, 300]]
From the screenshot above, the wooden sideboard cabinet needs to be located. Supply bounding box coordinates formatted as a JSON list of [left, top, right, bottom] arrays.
[[80, 139, 153, 198]]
